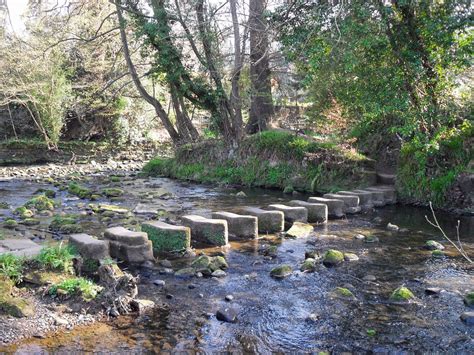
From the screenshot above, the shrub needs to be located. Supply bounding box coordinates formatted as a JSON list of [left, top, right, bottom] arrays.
[[49, 277, 102, 301], [36, 244, 77, 274], [0, 254, 24, 284]]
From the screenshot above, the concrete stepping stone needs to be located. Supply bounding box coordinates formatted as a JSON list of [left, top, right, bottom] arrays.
[[0, 239, 42, 258], [181, 215, 228, 246], [141, 221, 190, 253], [353, 189, 385, 207], [239, 207, 284, 234], [308, 197, 345, 219], [366, 186, 397, 204], [211, 212, 258, 239], [337, 190, 374, 210], [69, 233, 110, 261], [268, 204, 308, 223], [288, 200, 327, 223], [104, 226, 154, 263], [323, 194, 361, 214]]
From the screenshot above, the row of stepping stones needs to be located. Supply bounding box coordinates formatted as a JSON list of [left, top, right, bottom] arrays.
[[67, 185, 396, 265]]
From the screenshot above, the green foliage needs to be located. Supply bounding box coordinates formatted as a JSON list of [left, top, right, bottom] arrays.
[[36, 244, 77, 274], [0, 254, 24, 284], [49, 277, 102, 301], [14, 207, 34, 219], [24, 194, 55, 211]]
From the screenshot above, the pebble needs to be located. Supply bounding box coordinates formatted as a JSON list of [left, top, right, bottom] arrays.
[[160, 260, 172, 268], [166, 294, 174, 299], [363, 275, 377, 282], [188, 284, 197, 289], [460, 312, 474, 325], [153, 279, 166, 287], [216, 308, 238, 323], [386, 223, 400, 231], [354, 234, 365, 240], [211, 270, 226, 278], [425, 288, 442, 295], [225, 295, 234, 302]]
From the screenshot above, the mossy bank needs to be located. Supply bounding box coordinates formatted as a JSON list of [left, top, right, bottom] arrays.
[[143, 131, 376, 194]]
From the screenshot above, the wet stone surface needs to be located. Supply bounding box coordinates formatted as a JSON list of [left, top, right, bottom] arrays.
[[0, 168, 473, 353]]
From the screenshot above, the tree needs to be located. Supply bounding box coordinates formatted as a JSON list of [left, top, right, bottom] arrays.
[[247, 0, 273, 134]]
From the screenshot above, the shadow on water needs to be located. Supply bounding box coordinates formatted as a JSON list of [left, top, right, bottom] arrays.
[[0, 175, 473, 353]]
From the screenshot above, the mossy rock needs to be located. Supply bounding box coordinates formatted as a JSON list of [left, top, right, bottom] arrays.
[[102, 188, 124, 197], [300, 258, 316, 272], [3, 219, 18, 229], [21, 218, 40, 226], [110, 176, 121, 183], [59, 224, 83, 234], [364, 235, 379, 243], [283, 186, 294, 194], [333, 287, 356, 299], [270, 265, 292, 279], [305, 250, 319, 260], [191, 255, 211, 269], [68, 182, 92, 199], [23, 271, 70, 286], [208, 256, 228, 272], [0, 202, 9, 209], [431, 250, 445, 258], [286, 222, 314, 238], [14, 207, 34, 219], [424, 240, 445, 251], [0, 276, 34, 318], [49, 215, 78, 231], [175, 267, 195, 278], [90, 194, 102, 201], [464, 292, 474, 307], [390, 286, 415, 302], [25, 194, 55, 211], [323, 249, 344, 267], [263, 245, 278, 258], [98, 204, 128, 214]]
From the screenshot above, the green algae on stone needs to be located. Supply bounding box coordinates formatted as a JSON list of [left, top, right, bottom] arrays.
[[102, 188, 124, 197], [286, 222, 314, 238], [68, 182, 92, 199], [333, 287, 356, 299], [3, 218, 18, 229], [141, 222, 190, 254], [14, 207, 34, 219], [270, 265, 292, 279], [59, 224, 83, 234], [21, 218, 40, 226], [25, 194, 55, 211], [323, 249, 344, 267], [283, 186, 294, 194], [424, 240, 445, 251], [191, 255, 212, 269], [300, 258, 316, 272], [431, 250, 445, 258], [390, 286, 415, 302], [49, 215, 78, 231], [464, 292, 474, 307], [0, 276, 34, 318], [175, 267, 195, 277]]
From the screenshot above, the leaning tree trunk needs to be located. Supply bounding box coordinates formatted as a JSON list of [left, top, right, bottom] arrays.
[[246, 0, 273, 134]]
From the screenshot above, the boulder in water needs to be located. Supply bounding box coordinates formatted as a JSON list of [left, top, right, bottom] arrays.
[[390, 286, 415, 302], [270, 265, 292, 279], [216, 307, 237, 323], [323, 249, 344, 267], [424, 240, 445, 251]]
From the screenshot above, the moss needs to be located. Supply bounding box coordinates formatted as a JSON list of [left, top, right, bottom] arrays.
[[110, 176, 121, 183], [21, 218, 40, 226], [425, 240, 444, 250], [25, 194, 55, 211], [23, 270, 70, 285], [14, 207, 34, 219], [390, 286, 415, 302], [102, 188, 124, 197], [333, 287, 355, 299], [366, 329, 377, 337], [283, 185, 294, 194], [463, 292, 474, 307], [270, 265, 292, 279], [49, 215, 78, 231], [323, 249, 344, 267], [210, 256, 228, 270], [300, 258, 316, 272], [191, 255, 211, 269], [68, 182, 92, 199], [0, 276, 34, 318], [3, 218, 18, 229], [431, 250, 445, 258], [59, 224, 83, 234]]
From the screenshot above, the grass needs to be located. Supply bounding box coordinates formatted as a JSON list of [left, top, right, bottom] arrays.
[[0, 254, 24, 284], [49, 277, 102, 301], [36, 244, 77, 274]]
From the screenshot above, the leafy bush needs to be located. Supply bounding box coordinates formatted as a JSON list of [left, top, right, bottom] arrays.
[[36, 244, 77, 274], [0, 254, 24, 284]]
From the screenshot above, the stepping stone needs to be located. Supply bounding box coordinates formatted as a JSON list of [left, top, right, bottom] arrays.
[[69, 233, 110, 261], [308, 197, 345, 219], [181, 215, 228, 246], [353, 189, 385, 207], [323, 194, 361, 214], [0, 239, 42, 258], [141, 221, 190, 253], [267, 204, 308, 223], [104, 227, 154, 263], [239, 207, 284, 234], [366, 186, 397, 204], [288, 200, 327, 223], [377, 173, 396, 185], [211, 212, 258, 239], [286, 222, 314, 238], [337, 190, 374, 210]]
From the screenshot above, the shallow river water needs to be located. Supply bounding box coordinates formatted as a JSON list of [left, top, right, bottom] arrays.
[[0, 173, 473, 353]]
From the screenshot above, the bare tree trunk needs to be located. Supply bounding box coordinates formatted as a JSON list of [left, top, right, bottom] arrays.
[[115, 1, 182, 145], [246, 0, 273, 134], [230, 0, 243, 141]]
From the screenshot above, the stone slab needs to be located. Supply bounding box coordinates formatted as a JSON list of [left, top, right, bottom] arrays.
[[104, 227, 149, 246], [141, 221, 190, 253], [286, 222, 314, 238], [337, 190, 374, 209], [288, 200, 327, 223], [308, 197, 345, 219], [109, 240, 154, 263], [0, 239, 42, 258], [365, 186, 397, 204], [181, 215, 228, 246], [323, 193, 361, 214], [239, 207, 284, 234], [268, 204, 308, 223], [211, 212, 258, 239], [353, 189, 385, 207], [69, 233, 110, 260]]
